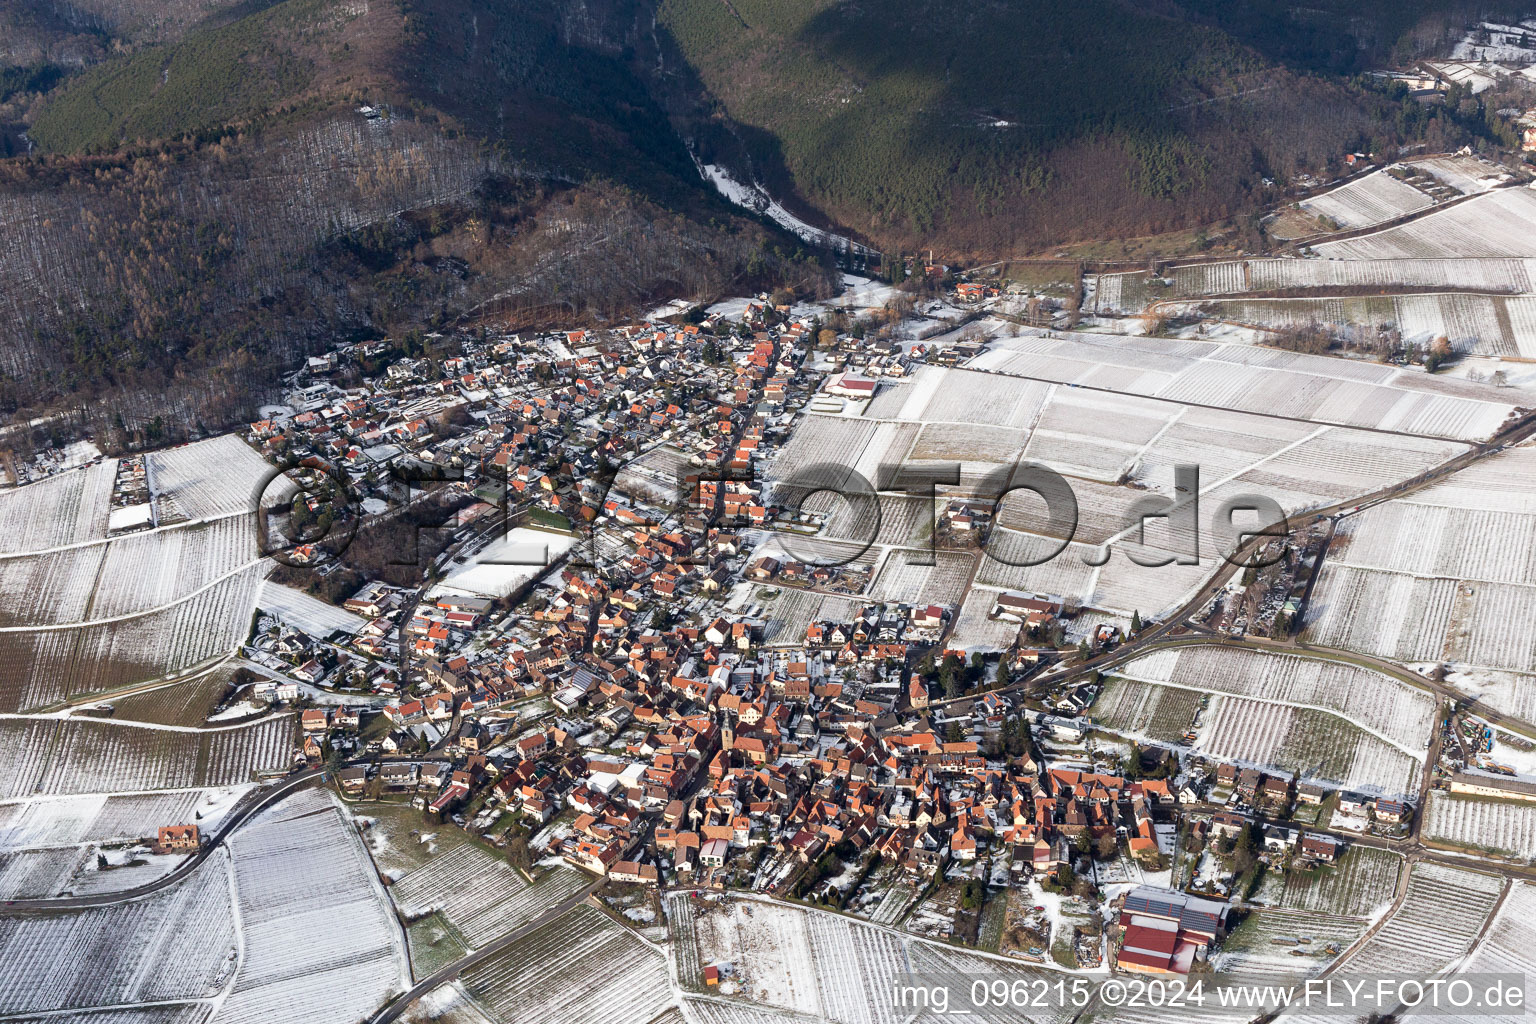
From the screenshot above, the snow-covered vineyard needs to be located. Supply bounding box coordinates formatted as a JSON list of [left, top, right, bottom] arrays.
[[1117, 646, 1436, 752], [1168, 293, 1536, 358], [218, 789, 409, 1024], [0, 715, 294, 798], [454, 904, 672, 1024], [0, 850, 237, 1014], [389, 843, 588, 948], [1334, 862, 1504, 977], [1299, 169, 1434, 229], [0, 434, 289, 714], [770, 338, 1510, 633], [1305, 447, 1536, 711], [1424, 791, 1536, 858], [1313, 188, 1536, 259]]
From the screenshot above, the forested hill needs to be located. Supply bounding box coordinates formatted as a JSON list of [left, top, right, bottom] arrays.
[[0, 0, 829, 447], [660, 0, 1519, 252], [0, 0, 1521, 442]]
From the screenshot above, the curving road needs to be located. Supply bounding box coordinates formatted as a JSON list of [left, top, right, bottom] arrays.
[[0, 769, 328, 914]]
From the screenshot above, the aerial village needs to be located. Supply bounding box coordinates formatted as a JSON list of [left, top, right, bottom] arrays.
[[131, 269, 1434, 983]]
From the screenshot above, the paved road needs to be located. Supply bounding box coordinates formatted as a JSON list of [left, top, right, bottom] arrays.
[[367, 883, 603, 1024]]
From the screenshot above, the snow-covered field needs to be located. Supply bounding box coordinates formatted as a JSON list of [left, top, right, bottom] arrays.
[[1299, 170, 1433, 229], [1423, 791, 1536, 858], [458, 903, 673, 1024], [257, 580, 367, 637], [967, 332, 1513, 442], [0, 790, 208, 848], [687, 897, 1067, 1024], [1212, 908, 1367, 979], [89, 514, 262, 619], [1174, 293, 1536, 358], [1117, 647, 1435, 751], [147, 434, 290, 522], [868, 549, 972, 606], [1313, 188, 1536, 259], [0, 459, 116, 555], [390, 842, 588, 948], [1338, 862, 1503, 977], [1260, 846, 1403, 917], [218, 787, 408, 1024], [1306, 447, 1536, 687], [2, 715, 295, 797], [1425, 881, 1536, 1024], [1195, 693, 1420, 797], [0, 849, 236, 1013]]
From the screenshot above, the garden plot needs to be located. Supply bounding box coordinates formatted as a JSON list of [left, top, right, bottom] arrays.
[[869, 549, 972, 606], [1423, 792, 1536, 858], [0, 851, 235, 1013], [1090, 677, 1200, 744], [0, 459, 115, 555], [811, 493, 933, 549], [1313, 188, 1536, 259], [218, 787, 407, 1024], [389, 841, 588, 949], [1263, 846, 1402, 917], [459, 903, 672, 1024], [256, 580, 367, 637], [1213, 909, 1367, 978], [1299, 170, 1433, 229], [1197, 696, 1420, 797], [88, 515, 261, 619], [147, 434, 287, 522], [947, 587, 1028, 652], [694, 899, 822, 1016], [1116, 647, 1435, 751], [1338, 862, 1503, 977]]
